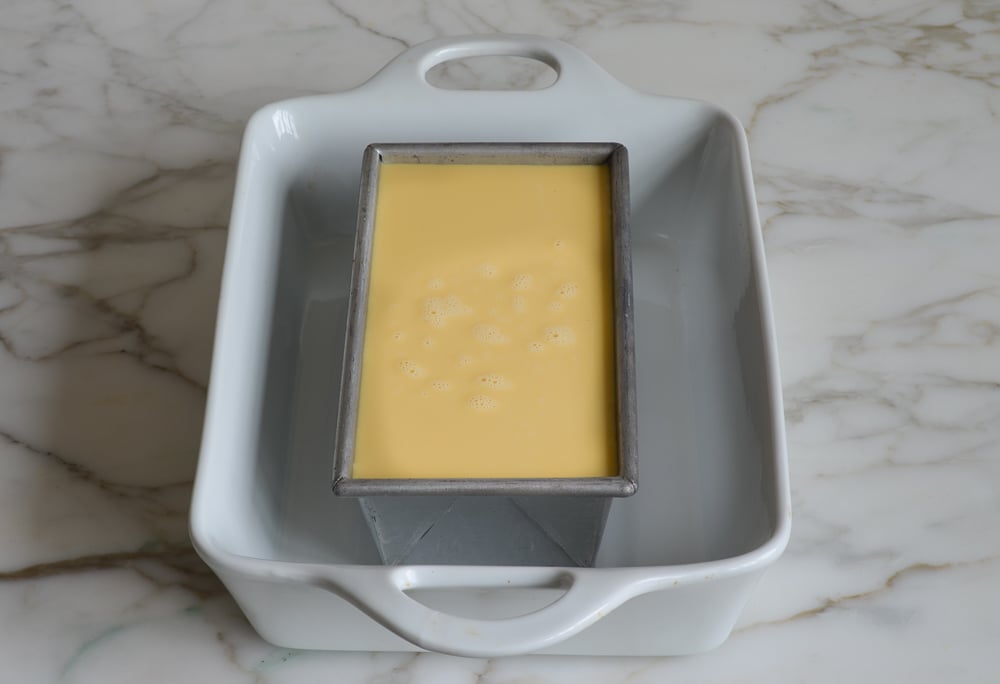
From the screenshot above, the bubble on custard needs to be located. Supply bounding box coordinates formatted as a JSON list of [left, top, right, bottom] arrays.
[[477, 374, 508, 390], [478, 263, 497, 279], [457, 354, 474, 368], [424, 298, 443, 316], [443, 295, 471, 315], [543, 326, 575, 346], [528, 341, 545, 353], [391, 330, 406, 342], [512, 295, 526, 313], [512, 273, 533, 291], [422, 337, 434, 349], [557, 282, 578, 299], [548, 301, 565, 312], [423, 295, 469, 327], [473, 324, 508, 345], [431, 379, 451, 392], [427, 277, 444, 290], [423, 298, 445, 327], [554, 239, 566, 249], [468, 394, 498, 411], [398, 359, 426, 379]]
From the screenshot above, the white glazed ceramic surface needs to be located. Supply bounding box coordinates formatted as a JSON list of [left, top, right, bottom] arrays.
[[190, 35, 790, 657]]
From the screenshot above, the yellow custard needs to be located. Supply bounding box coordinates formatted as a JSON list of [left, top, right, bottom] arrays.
[[352, 163, 617, 479]]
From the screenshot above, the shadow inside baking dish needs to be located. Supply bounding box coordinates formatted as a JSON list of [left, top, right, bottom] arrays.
[[219, 111, 779, 571]]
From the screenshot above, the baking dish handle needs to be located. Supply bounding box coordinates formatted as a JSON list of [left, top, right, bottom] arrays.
[[308, 565, 654, 657], [364, 34, 626, 98]]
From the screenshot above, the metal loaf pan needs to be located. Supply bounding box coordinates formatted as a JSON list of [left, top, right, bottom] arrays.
[[333, 142, 636, 567]]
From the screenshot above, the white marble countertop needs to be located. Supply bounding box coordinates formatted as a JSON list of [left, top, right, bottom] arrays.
[[2, 0, 999, 681]]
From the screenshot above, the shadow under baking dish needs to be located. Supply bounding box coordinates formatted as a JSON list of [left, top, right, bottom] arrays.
[[210, 117, 778, 572]]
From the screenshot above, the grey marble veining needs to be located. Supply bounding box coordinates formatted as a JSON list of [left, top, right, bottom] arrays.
[[1, 0, 999, 681]]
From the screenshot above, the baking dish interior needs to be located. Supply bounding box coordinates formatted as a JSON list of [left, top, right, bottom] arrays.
[[195, 98, 782, 570]]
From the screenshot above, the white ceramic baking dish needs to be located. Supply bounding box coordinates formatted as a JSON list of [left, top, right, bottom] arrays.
[[191, 35, 791, 658]]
